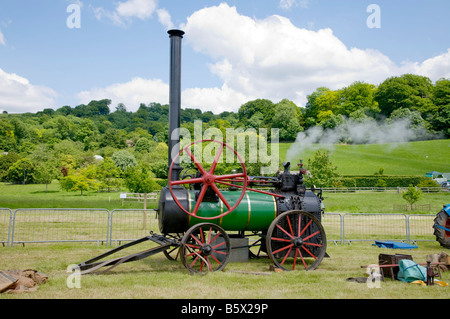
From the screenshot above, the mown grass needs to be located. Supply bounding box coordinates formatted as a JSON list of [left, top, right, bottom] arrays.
[[324, 192, 450, 214], [0, 140, 449, 300], [0, 181, 157, 210], [0, 241, 449, 299], [278, 139, 450, 176], [1, 182, 448, 214]]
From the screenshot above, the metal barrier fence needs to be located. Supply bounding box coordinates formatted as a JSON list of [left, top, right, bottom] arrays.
[[1, 208, 12, 246], [1, 209, 439, 247], [109, 209, 159, 245], [342, 213, 409, 244], [10, 208, 110, 247]]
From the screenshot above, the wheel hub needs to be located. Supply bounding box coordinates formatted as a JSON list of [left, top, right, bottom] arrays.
[[292, 237, 303, 248], [203, 173, 214, 185], [201, 244, 213, 256]]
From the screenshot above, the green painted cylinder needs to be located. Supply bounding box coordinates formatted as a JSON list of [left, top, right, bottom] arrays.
[[187, 190, 277, 231]]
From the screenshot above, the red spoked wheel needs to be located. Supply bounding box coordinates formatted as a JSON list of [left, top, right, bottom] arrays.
[[180, 223, 231, 274], [168, 139, 248, 220], [266, 210, 327, 271]]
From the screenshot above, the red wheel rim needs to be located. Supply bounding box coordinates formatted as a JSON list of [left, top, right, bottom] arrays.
[[168, 140, 248, 220]]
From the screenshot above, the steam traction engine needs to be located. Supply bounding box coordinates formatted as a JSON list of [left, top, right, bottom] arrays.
[[76, 30, 327, 275]]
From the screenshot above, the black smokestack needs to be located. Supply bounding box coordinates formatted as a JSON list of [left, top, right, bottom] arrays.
[[167, 29, 184, 182]]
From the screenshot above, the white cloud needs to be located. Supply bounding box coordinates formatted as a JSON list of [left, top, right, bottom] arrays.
[[279, 0, 309, 10], [77, 77, 169, 112], [76, 77, 248, 114], [401, 49, 450, 81], [182, 3, 450, 109], [0, 68, 57, 113], [92, 0, 158, 26], [116, 0, 157, 20], [182, 85, 249, 114], [81, 3, 450, 115], [0, 28, 5, 45]]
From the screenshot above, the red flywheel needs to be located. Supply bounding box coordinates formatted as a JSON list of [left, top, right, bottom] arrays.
[[168, 140, 248, 220]]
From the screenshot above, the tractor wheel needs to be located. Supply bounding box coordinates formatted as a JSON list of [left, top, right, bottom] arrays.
[[434, 209, 450, 249], [180, 223, 231, 274]]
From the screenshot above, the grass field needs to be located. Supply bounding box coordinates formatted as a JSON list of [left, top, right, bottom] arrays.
[[1, 139, 449, 300], [1, 182, 448, 213], [278, 139, 450, 176], [0, 241, 448, 300]]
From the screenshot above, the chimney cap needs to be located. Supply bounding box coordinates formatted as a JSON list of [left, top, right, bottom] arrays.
[[168, 29, 185, 37]]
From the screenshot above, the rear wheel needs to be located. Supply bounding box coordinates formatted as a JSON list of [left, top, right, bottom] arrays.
[[434, 209, 450, 249], [266, 210, 327, 271]]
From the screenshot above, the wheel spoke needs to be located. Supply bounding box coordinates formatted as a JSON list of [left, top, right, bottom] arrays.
[[184, 147, 207, 176], [192, 184, 208, 215], [302, 245, 318, 260], [185, 243, 200, 249], [209, 143, 224, 174], [212, 241, 226, 249], [210, 253, 223, 264], [207, 227, 212, 244], [199, 227, 205, 244], [303, 230, 321, 242], [280, 246, 292, 266], [271, 237, 290, 243], [303, 242, 322, 247], [272, 243, 294, 255], [298, 248, 307, 269], [210, 183, 231, 210], [209, 232, 221, 245], [299, 219, 313, 237], [170, 177, 204, 186], [286, 215, 294, 237], [190, 255, 200, 268], [276, 224, 295, 239], [190, 234, 203, 246], [292, 247, 298, 270]]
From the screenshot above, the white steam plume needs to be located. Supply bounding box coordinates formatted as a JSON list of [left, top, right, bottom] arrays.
[[286, 118, 435, 162]]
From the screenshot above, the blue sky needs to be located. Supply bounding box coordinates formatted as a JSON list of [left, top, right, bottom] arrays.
[[0, 0, 449, 114]]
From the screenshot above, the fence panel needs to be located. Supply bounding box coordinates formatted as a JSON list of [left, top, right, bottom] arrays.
[[322, 213, 343, 245], [11, 209, 110, 247], [0, 208, 12, 247], [342, 213, 408, 244], [407, 214, 436, 243], [109, 209, 159, 245]]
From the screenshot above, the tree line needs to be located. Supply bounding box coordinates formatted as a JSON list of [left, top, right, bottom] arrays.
[[0, 73, 448, 192]]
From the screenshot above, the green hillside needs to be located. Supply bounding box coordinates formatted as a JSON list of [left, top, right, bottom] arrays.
[[278, 139, 450, 176]]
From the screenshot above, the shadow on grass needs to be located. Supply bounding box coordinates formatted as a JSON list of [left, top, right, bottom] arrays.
[[30, 190, 60, 194]]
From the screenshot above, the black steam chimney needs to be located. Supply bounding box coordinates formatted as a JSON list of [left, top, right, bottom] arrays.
[[167, 29, 185, 182]]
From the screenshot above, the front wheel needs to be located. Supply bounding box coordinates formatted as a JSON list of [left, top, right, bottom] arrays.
[[266, 210, 327, 271], [180, 223, 231, 274]]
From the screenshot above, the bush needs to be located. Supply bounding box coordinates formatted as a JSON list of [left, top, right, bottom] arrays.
[[341, 175, 422, 187]]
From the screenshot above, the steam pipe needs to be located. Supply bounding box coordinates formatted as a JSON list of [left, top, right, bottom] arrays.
[[167, 29, 185, 182]]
